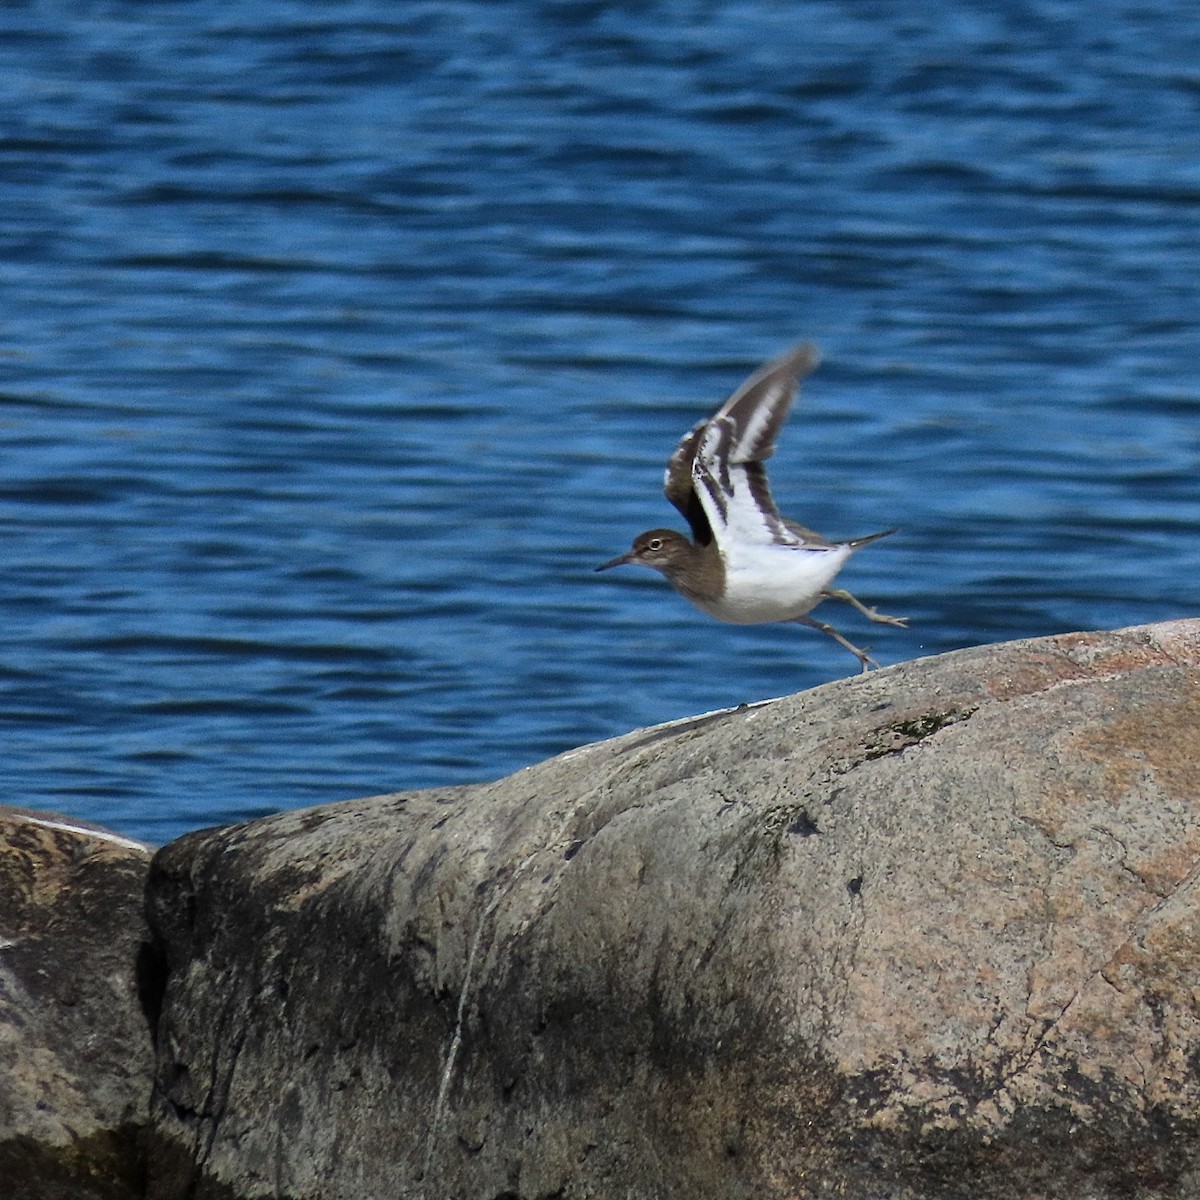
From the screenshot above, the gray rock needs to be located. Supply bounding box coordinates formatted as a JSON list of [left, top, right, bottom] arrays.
[[145, 619, 1200, 1199], [0, 809, 154, 1200]]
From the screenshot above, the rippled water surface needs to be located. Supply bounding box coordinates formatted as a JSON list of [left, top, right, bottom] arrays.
[[3, 1, 1199, 844]]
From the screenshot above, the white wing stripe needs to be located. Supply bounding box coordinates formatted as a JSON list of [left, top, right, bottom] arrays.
[[727, 389, 785, 462], [693, 425, 805, 549]]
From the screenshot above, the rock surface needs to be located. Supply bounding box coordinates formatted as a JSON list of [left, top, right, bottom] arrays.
[[142, 618, 1200, 1200], [0, 809, 154, 1200]]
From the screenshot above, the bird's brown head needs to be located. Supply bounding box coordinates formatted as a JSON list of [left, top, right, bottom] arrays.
[[595, 529, 693, 576]]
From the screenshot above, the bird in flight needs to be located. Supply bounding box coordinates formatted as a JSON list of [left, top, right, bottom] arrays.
[[596, 343, 907, 671]]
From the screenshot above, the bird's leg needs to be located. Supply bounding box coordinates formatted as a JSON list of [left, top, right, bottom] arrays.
[[794, 615, 879, 674], [822, 588, 909, 628]]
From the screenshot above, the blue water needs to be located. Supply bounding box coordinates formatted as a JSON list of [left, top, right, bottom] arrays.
[[2, 1, 1199, 845]]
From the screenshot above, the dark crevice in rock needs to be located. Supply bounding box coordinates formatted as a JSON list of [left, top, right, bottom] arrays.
[[0, 1124, 147, 1200], [786, 810, 821, 837], [859, 706, 980, 762], [137, 938, 169, 1039]]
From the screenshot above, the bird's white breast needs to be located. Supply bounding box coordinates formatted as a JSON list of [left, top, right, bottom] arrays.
[[700, 543, 852, 624]]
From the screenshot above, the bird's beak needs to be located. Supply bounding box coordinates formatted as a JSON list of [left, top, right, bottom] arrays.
[[595, 551, 634, 572]]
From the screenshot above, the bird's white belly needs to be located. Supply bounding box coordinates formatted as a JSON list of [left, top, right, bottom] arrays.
[[699, 544, 852, 624]]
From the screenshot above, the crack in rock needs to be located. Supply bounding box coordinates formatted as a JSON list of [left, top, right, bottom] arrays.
[[859, 707, 980, 762]]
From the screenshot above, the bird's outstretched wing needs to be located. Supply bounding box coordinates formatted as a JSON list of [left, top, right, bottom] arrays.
[[709, 342, 819, 464], [679, 344, 822, 551]]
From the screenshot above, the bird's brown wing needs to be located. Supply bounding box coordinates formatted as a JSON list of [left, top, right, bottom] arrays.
[[664, 344, 821, 549], [663, 421, 713, 545], [713, 343, 819, 464]]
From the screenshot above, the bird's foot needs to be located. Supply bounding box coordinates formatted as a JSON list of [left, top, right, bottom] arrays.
[[795, 615, 880, 673], [823, 588, 910, 628]]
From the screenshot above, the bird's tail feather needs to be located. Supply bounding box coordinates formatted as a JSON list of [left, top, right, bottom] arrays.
[[847, 528, 897, 549]]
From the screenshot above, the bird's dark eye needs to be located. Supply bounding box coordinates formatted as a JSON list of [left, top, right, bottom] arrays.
[[647, 538, 663, 552]]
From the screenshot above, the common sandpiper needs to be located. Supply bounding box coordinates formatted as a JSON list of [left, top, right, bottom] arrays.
[[596, 343, 907, 671]]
